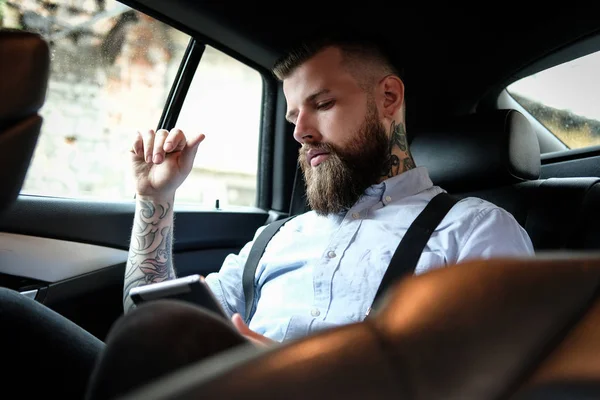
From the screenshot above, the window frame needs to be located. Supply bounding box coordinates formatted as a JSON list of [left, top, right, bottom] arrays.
[[157, 38, 205, 132]]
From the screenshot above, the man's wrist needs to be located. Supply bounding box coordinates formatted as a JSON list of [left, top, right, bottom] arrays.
[[135, 193, 175, 204]]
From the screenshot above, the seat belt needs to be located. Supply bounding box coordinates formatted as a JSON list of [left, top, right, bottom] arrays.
[[242, 192, 458, 323], [367, 192, 459, 316], [242, 163, 305, 322], [243, 215, 295, 323]]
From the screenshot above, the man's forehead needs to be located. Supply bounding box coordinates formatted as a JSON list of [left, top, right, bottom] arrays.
[[282, 47, 348, 103]]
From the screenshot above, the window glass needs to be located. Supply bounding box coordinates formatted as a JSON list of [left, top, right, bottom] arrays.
[[507, 50, 600, 151], [173, 45, 263, 207]]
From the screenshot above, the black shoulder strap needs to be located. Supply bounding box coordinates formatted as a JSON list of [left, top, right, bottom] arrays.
[[243, 216, 294, 323], [369, 192, 459, 314], [243, 193, 458, 322]]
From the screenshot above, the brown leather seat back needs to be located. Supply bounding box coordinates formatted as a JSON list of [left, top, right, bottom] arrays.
[[0, 29, 49, 215], [513, 269, 600, 399], [374, 255, 600, 399], [119, 255, 600, 399]]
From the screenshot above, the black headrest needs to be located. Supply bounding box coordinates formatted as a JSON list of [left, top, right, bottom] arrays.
[[0, 29, 49, 122], [411, 109, 541, 192], [0, 29, 49, 215]]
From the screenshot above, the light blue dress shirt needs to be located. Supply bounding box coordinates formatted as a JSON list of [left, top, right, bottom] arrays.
[[205, 167, 534, 342]]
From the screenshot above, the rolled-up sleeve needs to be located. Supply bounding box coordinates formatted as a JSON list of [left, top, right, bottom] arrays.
[[456, 207, 534, 263], [204, 225, 266, 319]]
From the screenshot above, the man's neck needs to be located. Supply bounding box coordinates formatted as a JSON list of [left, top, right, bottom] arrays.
[[378, 120, 416, 183]]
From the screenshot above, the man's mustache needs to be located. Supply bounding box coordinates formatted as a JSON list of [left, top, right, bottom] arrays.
[[299, 143, 336, 157]]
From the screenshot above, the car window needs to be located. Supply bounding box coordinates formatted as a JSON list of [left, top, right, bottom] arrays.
[[172, 46, 262, 208], [3, 0, 262, 208], [507, 49, 600, 151]]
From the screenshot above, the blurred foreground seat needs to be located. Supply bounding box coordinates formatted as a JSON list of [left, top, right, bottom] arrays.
[[119, 254, 600, 399]]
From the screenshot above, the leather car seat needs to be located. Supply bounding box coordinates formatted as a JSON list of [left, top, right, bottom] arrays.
[[120, 254, 600, 399], [0, 29, 49, 216]]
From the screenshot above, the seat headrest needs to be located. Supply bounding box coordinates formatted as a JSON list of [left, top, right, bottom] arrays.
[[0, 29, 49, 216], [411, 109, 541, 192], [0, 29, 49, 122]]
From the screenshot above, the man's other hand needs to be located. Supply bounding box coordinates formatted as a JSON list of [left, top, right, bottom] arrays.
[[231, 313, 276, 347]]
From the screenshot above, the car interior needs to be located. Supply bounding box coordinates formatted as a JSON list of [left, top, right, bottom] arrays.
[[2, 1, 600, 399]]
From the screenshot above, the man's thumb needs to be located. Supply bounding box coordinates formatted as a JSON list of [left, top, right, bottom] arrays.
[[231, 313, 249, 334]]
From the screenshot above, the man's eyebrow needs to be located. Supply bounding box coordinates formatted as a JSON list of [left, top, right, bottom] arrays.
[[285, 89, 331, 123]]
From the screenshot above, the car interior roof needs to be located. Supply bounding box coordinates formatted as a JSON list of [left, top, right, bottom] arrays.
[[125, 1, 600, 131]]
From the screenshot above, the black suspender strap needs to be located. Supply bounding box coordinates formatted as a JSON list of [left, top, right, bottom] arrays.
[[242, 164, 305, 323], [368, 192, 459, 315], [242, 192, 458, 323], [242, 216, 295, 323]]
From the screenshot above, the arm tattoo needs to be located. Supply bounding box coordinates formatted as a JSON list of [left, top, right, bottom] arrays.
[[123, 199, 175, 313], [382, 121, 416, 178]]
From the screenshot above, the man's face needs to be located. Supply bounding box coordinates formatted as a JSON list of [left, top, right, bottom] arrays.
[[283, 47, 389, 215]]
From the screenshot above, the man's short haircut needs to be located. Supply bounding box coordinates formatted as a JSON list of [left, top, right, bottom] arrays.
[[272, 34, 402, 91]]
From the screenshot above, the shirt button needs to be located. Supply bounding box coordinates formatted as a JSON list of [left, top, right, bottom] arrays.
[[385, 195, 392, 202], [327, 250, 336, 258], [311, 308, 321, 317], [352, 212, 360, 219]]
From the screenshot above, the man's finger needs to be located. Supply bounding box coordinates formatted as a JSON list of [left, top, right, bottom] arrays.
[[153, 129, 169, 164], [164, 128, 187, 153], [131, 131, 143, 158], [186, 133, 206, 149], [142, 129, 155, 163], [231, 313, 275, 347], [179, 133, 206, 167], [231, 313, 261, 340], [231, 313, 250, 335]]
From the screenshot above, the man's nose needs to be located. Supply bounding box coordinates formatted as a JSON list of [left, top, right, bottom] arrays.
[[292, 112, 321, 144]]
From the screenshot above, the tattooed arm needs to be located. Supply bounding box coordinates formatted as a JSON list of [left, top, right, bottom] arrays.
[[123, 196, 176, 313], [125, 128, 204, 312]]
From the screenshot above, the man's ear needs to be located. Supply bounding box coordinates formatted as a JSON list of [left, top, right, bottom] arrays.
[[378, 75, 405, 121]]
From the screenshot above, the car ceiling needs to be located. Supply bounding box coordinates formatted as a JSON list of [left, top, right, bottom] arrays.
[[130, 1, 600, 130]]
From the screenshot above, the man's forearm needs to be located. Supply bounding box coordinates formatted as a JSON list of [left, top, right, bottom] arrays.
[[123, 196, 176, 313]]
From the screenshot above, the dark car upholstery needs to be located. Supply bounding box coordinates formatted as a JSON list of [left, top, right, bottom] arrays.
[[410, 109, 600, 252], [0, 29, 49, 216]]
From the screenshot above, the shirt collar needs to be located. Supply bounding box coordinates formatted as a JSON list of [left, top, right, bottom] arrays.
[[363, 166, 434, 203], [330, 167, 434, 218]]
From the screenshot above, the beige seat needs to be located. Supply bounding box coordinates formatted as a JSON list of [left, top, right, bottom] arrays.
[[0, 29, 49, 216], [120, 254, 600, 399]]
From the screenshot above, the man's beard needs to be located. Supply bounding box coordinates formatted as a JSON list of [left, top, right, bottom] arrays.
[[298, 102, 389, 216]]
